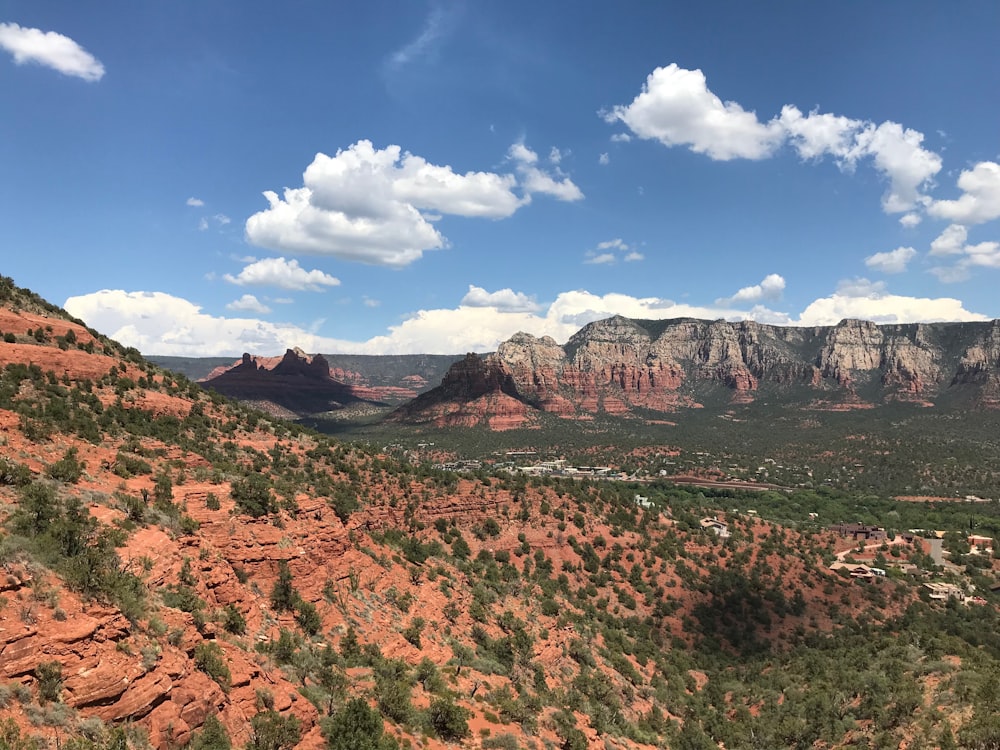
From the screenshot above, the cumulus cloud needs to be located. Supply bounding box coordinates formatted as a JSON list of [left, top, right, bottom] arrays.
[[64, 282, 989, 358], [223, 257, 340, 291], [927, 224, 1000, 282], [599, 152, 610, 166], [928, 161, 1000, 225], [186, 197, 205, 207], [797, 285, 985, 325], [604, 64, 943, 213], [716, 273, 786, 305], [602, 64, 784, 160], [460, 285, 542, 313], [63, 290, 358, 357], [610, 133, 632, 143], [864, 246, 917, 274], [899, 213, 921, 228], [929, 225, 969, 257], [0, 22, 104, 81], [226, 294, 271, 314], [245, 140, 580, 268]]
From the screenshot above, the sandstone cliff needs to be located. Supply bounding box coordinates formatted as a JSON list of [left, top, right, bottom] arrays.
[[394, 317, 1000, 426]]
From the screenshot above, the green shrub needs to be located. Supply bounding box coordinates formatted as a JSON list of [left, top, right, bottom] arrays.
[[323, 698, 396, 750], [402, 617, 425, 648], [35, 661, 62, 704], [46, 448, 84, 483], [270, 561, 296, 613], [428, 696, 469, 741], [194, 642, 230, 690], [231, 473, 276, 517], [189, 714, 232, 750], [248, 710, 300, 750], [222, 604, 246, 635], [295, 599, 322, 636]]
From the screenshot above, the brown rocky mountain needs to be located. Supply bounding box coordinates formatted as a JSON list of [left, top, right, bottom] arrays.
[[200, 348, 380, 418], [394, 316, 1000, 428], [182, 351, 455, 417]]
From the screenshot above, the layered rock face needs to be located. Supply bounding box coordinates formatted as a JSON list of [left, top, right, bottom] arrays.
[[395, 317, 1000, 426]]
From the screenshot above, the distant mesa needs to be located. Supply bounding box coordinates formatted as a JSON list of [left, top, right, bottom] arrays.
[[202, 348, 376, 418], [199, 348, 458, 417], [391, 316, 1000, 429]]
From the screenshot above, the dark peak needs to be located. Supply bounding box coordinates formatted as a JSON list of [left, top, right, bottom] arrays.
[[273, 348, 329, 379]]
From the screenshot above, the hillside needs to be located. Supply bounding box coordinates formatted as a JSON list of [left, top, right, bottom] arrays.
[[1, 275, 1000, 750]]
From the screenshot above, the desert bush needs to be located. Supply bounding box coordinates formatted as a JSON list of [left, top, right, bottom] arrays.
[[194, 642, 230, 690]]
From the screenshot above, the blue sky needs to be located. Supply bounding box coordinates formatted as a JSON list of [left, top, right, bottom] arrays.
[[3, 1, 999, 355]]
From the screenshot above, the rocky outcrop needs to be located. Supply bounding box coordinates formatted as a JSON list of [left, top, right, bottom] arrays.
[[199, 351, 454, 412], [394, 317, 1000, 426], [202, 348, 378, 416]]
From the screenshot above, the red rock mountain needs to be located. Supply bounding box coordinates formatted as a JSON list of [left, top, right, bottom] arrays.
[[196, 350, 454, 416], [201, 348, 378, 418], [394, 316, 1000, 427]]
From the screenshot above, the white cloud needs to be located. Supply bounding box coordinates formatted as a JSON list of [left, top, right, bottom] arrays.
[[610, 133, 632, 143], [585, 238, 641, 265], [549, 147, 563, 164], [927, 224, 1000, 282], [928, 266, 971, 284], [602, 64, 785, 160], [223, 257, 340, 291], [246, 140, 579, 268], [186, 197, 205, 207], [859, 121, 942, 214], [508, 143, 584, 202], [899, 213, 921, 228], [198, 218, 209, 232], [717, 273, 786, 305], [930, 225, 1000, 265], [864, 246, 917, 274], [605, 64, 942, 213], [797, 285, 985, 325], [227, 294, 271, 314], [929, 224, 969, 257], [0, 22, 104, 81], [928, 161, 1000, 224], [63, 290, 355, 357], [599, 152, 610, 166], [597, 238, 629, 251], [214, 213, 231, 226], [385, 3, 454, 68], [363, 297, 381, 308], [460, 285, 542, 313], [835, 277, 887, 298], [65, 283, 989, 358]]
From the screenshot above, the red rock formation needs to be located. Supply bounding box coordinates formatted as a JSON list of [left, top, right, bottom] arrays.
[[395, 317, 1000, 426]]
